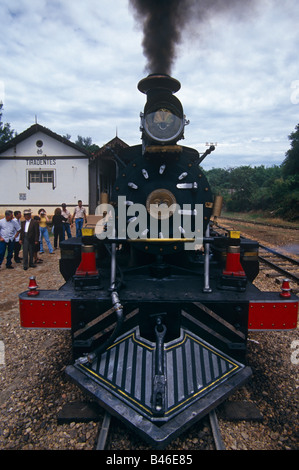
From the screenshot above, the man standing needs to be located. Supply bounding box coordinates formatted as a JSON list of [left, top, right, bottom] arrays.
[[72, 200, 87, 238], [0, 210, 20, 269], [13, 210, 22, 263], [19, 209, 40, 270], [61, 203, 72, 240]]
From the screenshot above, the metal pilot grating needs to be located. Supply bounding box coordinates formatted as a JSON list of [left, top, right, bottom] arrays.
[[75, 326, 244, 421]]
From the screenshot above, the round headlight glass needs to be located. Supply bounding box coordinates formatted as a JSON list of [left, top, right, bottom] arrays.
[[144, 107, 184, 143]]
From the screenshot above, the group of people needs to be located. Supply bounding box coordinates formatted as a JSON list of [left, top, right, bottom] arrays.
[[0, 201, 87, 271]]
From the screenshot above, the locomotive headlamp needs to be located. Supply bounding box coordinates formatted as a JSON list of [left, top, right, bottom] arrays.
[[138, 74, 188, 147], [143, 105, 185, 144]]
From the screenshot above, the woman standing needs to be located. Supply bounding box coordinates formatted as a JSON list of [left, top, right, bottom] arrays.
[[52, 208, 64, 249], [38, 208, 54, 254]]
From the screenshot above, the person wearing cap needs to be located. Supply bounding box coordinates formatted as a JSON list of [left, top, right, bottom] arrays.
[[0, 210, 20, 269], [61, 203, 72, 240], [19, 209, 40, 270]]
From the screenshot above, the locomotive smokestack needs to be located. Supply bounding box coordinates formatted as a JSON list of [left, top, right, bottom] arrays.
[[138, 73, 181, 95]]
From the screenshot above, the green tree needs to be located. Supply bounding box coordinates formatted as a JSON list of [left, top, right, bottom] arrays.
[[226, 166, 257, 211], [75, 135, 100, 154], [281, 123, 299, 177], [0, 103, 16, 146], [205, 168, 230, 195], [203, 129, 299, 219]]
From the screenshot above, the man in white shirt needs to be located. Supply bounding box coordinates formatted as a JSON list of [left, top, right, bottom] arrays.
[[61, 203, 72, 240], [72, 200, 87, 238], [0, 210, 20, 269]]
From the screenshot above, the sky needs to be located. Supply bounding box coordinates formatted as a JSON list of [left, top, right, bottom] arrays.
[[0, 0, 298, 170]]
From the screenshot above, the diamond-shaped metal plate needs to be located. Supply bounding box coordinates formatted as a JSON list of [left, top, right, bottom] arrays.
[[74, 327, 244, 420]]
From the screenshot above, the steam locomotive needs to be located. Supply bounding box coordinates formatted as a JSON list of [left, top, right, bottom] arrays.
[[19, 74, 298, 448]]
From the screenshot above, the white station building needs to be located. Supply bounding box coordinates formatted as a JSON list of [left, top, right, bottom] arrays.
[[0, 123, 90, 216]]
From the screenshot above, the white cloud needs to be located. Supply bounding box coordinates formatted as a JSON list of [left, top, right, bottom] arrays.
[[0, 0, 298, 169], [173, 0, 299, 168]]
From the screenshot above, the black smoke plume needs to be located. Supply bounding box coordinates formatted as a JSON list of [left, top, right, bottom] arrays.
[[129, 0, 192, 75], [129, 0, 257, 75]]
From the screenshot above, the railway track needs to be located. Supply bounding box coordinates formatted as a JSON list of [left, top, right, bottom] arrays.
[[221, 216, 299, 231], [258, 244, 299, 285], [208, 409, 226, 450], [215, 219, 299, 291], [95, 409, 226, 450]]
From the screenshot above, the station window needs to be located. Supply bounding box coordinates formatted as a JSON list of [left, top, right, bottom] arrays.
[[26, 170, 56, 189], [29, 170, 54, 183]]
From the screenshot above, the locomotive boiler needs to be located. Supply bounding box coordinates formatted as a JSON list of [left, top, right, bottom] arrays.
[[19, 74, 298, 448]]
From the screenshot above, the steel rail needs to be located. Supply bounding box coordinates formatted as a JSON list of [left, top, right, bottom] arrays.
[[214, 223, 299, 283], [258, 244, 299, 265], [258, 254, 299, 283], [96, 412, 111, 450], [209, 409, 226, 450], [258, 245, 299, 283], [220, 216, 299, 231]]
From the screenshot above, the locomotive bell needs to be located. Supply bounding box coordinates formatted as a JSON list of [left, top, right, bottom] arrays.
[[138, 74, 189, 148]]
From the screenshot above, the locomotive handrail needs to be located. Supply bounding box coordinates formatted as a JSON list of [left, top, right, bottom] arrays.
[[85, 296, 124, 364], [78, 237, 124, 365]]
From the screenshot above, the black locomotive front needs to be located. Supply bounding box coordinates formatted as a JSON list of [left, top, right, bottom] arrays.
[[19, 74, 298, 448], [62, 74, 254, 445]]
